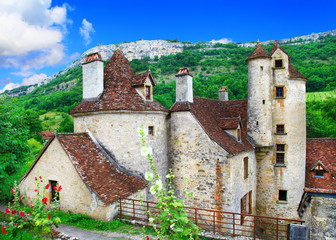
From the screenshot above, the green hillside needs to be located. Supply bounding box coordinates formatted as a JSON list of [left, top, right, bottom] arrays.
[[6, 35, 336, 138]]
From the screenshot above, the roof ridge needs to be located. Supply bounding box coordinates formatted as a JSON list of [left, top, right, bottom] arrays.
[[246, 43, 271, 61]]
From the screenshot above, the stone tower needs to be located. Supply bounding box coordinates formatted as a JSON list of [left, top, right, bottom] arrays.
[[247, 42, 307, 219]]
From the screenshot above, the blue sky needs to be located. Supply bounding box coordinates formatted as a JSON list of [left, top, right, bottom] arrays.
[[0, 0, 335, 93]]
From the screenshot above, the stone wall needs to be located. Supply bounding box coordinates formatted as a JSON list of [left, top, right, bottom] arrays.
[[256, 49, 306, 219], [18, 138, 138, 221], [169, 111, 256, 212], [73, 110, 169, 201], [302, 195, 336, 239]]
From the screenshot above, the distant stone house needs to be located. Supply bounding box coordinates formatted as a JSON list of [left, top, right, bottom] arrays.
[[19, 42, 335, 238], [298, 139, 336, 239], [39, 131, 54, 144]]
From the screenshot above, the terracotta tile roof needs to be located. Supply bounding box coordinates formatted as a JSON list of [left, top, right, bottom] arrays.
[[21, 133, 147, 205], [288, 62, 307, 80], [176, 67, 193, 77], [132, 71, 156, 86], [71, 49, 167, 114], [269, 41, 291, 58], [218, 117, 241, 130], [246, 43, 271, 62], [219, 86, 228, 92], [170, 97, 253, 155], [39, 131, 54, 140], [305, 138, 336, 194]]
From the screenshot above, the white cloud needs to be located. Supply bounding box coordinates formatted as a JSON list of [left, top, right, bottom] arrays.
[[80, 18, 95, 45], [22, 73, 47, 86], [0, 82, 20, 93], [210, 38, 233, 44], [0, 0, 70, 69], [10, 71, 34, 77]]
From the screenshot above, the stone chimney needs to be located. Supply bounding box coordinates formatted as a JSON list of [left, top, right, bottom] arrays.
[[218, 86, 229, 101], [82, 52, 104, 100], [175, 68, 193, 103]]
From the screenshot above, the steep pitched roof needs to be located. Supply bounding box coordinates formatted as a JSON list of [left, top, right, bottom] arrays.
[[288, 62, 307, 80], [170, 97, 253, 156], [269, 41, 291, 58], [21, 133, 147, 204], [218, 117, 241, 130], [132, 71, 156, 86], [305, 138, 336, 194], [71, 49, 167, 114], [246, 43, 271, 62]]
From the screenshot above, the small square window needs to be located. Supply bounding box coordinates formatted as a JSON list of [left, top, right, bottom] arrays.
[[277, 144, 285, 152], [279, 190, 287, 201], [276, 87, 284, 98], [148, 126, 154, 136], [315, 170, 324, 177], [50, 180, 59, 202], [275, 59, 283, 68], [276, 125, 285, 134]]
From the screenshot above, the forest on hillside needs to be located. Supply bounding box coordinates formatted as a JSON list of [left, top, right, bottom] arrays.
[[0, 34, 335, 200]]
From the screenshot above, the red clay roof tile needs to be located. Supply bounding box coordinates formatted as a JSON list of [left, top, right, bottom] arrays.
[[246, 43, 271, 61], [170, 97, 253, 155], [288, 62, 307, 80], [305, 138, 336, 193], [71, 49, 167, 114], [39, 131, 54, 140], [132, 71, 156, 86]]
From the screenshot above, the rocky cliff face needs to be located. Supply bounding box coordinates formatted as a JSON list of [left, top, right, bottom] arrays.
[[3, 29, 336, 97]]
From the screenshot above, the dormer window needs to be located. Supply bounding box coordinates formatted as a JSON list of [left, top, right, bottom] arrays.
[[237, 127, 241, 142], [275, 59, 283, 68], [311, 161, 328, 178], [145, 86, 151, 100]]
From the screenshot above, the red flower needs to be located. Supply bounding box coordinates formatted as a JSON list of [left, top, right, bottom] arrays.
[[146, 236, 149, 240], [30, 204, 33, 208], [53, 186, 57, 191], [40, 180, 43, 183], [47, 214, 51, 219], [5, 208, 9, 214], [58, 207, 61, 211], [19, 196, 21, 202], [12, 210, 16, 215], [34, 189, 37, 192], [23, 219, 26, 222], [1, 225, 6, 234], [19, 212, 24, 217], [39, 176, 42, 179], [58, 186, 62, 192], [35, 177, 37, 181], [42, 197, 48, 205], [11, 188, 14, 194], [45, 184, 50, 190]]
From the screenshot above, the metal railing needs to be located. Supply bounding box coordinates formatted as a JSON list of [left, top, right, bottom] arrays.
[[118, 198, 304, 239]]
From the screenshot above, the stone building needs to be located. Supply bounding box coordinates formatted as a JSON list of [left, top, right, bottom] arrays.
[[19, 42, 335, 236]]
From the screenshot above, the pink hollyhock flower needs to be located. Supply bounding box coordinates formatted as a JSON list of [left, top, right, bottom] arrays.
[[47, 214, 51, 219], [13, 203, 15, 206], [45, 184, 50, 190], [42, 198, 48, 205], [11, 188, 14, 194], [146, 236, 149, 240], [1, 225, 6, 234], [40, 180, 43, 183], [5, 208, 9, 214], [19, 212, 24, 217], [30, 204, 33, 208], [35, 177, 37, 181], [34, 189, 37, 192], [12, 210, 16, 215]]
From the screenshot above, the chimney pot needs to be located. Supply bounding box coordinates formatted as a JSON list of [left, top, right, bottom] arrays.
[[175, 68, 193, 103], [219, 86, 229, 101]]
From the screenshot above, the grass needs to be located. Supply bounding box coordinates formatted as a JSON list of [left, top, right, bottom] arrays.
[[306, 90, 336, 102], [39, 111, 66, 131]]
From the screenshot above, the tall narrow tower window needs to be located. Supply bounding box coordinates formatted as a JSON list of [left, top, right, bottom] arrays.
[[278, 190, 287, 201], [260, 66, 263, 71], [275, 87, 284, 98], [276, 144, 285, 164]]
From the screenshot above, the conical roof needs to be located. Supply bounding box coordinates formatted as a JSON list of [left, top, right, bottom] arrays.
[[246, 43, 271, 61]]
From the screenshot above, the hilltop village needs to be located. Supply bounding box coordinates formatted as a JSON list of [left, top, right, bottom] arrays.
[[19, 42, 336, 239]]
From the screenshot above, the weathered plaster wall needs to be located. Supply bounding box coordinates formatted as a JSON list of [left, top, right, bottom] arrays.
[[247, 58, 273, 147], [302, 196, 336, 240], [73, 111, 168, 200], [256, 50, 306, 219], [169, 111, 256, 212], [18, 139, 125, 221]]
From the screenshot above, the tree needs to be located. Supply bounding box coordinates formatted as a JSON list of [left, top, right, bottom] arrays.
[[57, 114, 74, 133], [0, 97, 30, 200]]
